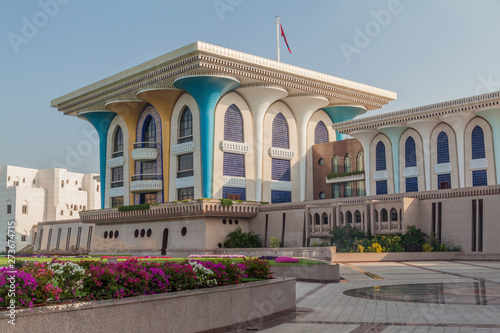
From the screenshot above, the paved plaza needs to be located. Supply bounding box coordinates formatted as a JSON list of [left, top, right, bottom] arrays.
[[259, 261, 500, 333]]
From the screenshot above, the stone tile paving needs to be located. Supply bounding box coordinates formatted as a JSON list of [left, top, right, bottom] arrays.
[[259, 261, 500, 333]]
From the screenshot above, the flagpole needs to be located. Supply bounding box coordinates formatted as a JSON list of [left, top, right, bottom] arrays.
[[276, 14, 280, 62]]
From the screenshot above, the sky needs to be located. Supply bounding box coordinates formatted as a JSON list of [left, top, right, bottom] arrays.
[[1, 0, 500, 174]]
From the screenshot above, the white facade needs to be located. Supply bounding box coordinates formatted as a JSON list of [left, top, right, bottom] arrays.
[[0, 166, 100, 252]]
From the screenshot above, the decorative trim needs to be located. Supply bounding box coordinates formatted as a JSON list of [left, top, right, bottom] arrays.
[[435, 162, 452, 174], [131, 148, 158, 161], [326, 173, 365, 184], [402, 167, 419, 178], [220, 141, 249, 154], [268, 147, 295, 160], [109, 187, 124, 198], [373, 170, 388, 180], [222, 176, 247, 188], [469, 158, 488, 170], [107, 156, 124, 168], [176, 176, 194, 189], [130, 180, 163, 193], [271, 180, 292, 191], [171, 142, 195, 155]]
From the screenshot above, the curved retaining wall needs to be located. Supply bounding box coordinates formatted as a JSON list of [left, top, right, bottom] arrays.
[[272, 264, 340, 283], [0, 277, 296, 333]]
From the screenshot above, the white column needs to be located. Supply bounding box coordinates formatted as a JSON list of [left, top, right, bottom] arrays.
[[440, 113, 474, 188], [283, 94, 329, 201], [350, 130, 378, 196], [237, 85, 288, 201], [407, 119, 438, 191]]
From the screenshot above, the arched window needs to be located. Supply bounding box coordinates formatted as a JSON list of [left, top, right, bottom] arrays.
[[224, 104, 243, 143], [376, 141, 386, 171], [113, 126, 123, 157], [405, 137, 416, 167], [344, 154, 351, 173], [332, 156, 339, 173], [346, 211, 353, 224], [356, 152, 364, 171], [381, 209, 388, 222], [179, 107, 193, 143], [471, 126, 486, 160], [354, 210, 361, 223], [437, 131, 450, 163], [314, 121, 328, 144], [272, 113, 289, 149], [322, 212, 328, 225], [390, 208, 398, 222], [314, 213, 320, 225], [143, 116, 156, 144]]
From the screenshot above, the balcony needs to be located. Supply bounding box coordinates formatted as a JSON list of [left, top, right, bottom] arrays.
[[220, 140, 249, 154], [326, 171, 365, 184], [268, 147, 294, 160], [130, 174, 163, 193], [132, 142, 158, 161]]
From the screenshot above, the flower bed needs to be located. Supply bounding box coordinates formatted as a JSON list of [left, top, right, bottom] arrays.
[[274, 257, 299, 264], [0, 257, 272, 310], [187, 254, 246, 258]]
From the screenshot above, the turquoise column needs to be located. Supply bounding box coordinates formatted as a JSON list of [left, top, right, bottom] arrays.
[[476, 109, 500, 184], [78, 111, 117, 208], [378, 126, 407, 194], [173, 75, 240, 199], [323, 106, 366, 141]]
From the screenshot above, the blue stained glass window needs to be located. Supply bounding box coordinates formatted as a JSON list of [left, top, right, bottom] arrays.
[[437, 132, 450, 164], [471, 126, 486, 160], [405, 137, 417, 167], [223, 153, 245, 177], [405, 177, 418, 192], [376, 141, 386, 171], [272, 159, 291, 181], [271, 190, 291, 204], [143, 116, 156, 142], [314, 121, 328, 144], [472, 170, 487, 187], [222, 187, 246, 201], [272, 113, 289, 149], [437, 173, 451, 189], [224, 104, 244, 143], [376, 180, 387, 195]]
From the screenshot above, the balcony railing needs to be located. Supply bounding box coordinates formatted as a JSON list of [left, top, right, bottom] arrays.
[[134, 142, 157, 149], [112, 151, 124, 158], [111, 181, 124, 188], [131, 174, 162, 182]]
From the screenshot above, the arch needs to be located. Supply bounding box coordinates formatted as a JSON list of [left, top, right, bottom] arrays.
[[356, 152, 364, 171], [405, 137, 416, 167], [344, 154, 352, 173], [143, 116, 156, 143], [375, 141, 386, 171], [332, 156, 339, 173], [106, 115, 130, 208], [178, 107, 193, 143], [113, 126, 123, 156], [374, 209, 379, 223], [381, 208, 388, 222], [314, 213, 320, 225], [354, 210, 361, 223], [272, 113, 289, 149], [346, 211, 353, 224], [314, 121, 329, 145], [371, 133, 393, 195], [430, 123, 459, 190], [390, 208, 398, 222], [399, 129, 424, 193], [321, 212, 328, 225], [465, 117, 496, 187], [224, 104, 244, 143]]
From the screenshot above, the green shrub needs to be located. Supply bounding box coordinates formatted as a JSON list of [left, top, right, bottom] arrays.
[[401, 225, 428, 252], [356, 244, 364, 253], [326, 170, 364, 180], [311, 242, 319, 247], [374, 234, 404, 252], [219, 198, 233, 206], [370, 243, 382, 253], [224, 227, 262, 248], [269, 236, 280, 248], [330, 224, 367, 253], [118, 204, 150, 212], [242, 258, 272, 279], [422, 243, 433, 252]]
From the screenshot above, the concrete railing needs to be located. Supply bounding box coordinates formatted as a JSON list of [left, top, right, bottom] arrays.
[[0, 277, 296, 333], [331, 251, 463, 263], [214, 246, 336, 260], [272, 264, 340, 283]]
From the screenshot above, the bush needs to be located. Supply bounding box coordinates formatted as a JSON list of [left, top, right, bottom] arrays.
[[269, 236, 280, 248], [330, 224, 367, 253], [356, 244, 364, 253], [22, 262, 63, 303], [0, 267, 37, 308], [369, 243, 382, 253], [160, 261, 197, 292], [401, 225, 428, 252], [422, 243, 433, 252], [224, 227, 262, 248], [242, 258, 273, 279], [118, 204, 150, 212], [47, 259, 88, 299], [374, 235, 404, 252], [275, 257, 299, 264], [219, 198, 233, 206]]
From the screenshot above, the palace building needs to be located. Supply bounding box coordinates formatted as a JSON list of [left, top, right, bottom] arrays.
[[33, 41, 500, 255]]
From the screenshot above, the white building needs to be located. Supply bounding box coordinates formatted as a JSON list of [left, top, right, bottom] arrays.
[[0, 166, 100, 252]]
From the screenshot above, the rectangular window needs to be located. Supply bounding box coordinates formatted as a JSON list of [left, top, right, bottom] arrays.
[[87, 226, 93, 252], [472, 170, 487, 187], [46, 229, 52, 251], [405, 177, 418, 192], [271, 158, 291, 181], [271, 190, 291, 204], [223, 153, 245, 177], [177, 187, 194, 201], [376, 180, 388, 195], [6, 204, 11, 214], [75, 227, 82, 250], [438, 174, 451, 190], [332, 183, 340, 198], [111, 167, 124, 188], [66, 228, 72, 250], [56, 228, 62, 250], [22, 205, 28, 214], [38, 229, 43, 251], [357, 181, 366, 197], [141, 161, 157, 176], [344, 182, 352, 197], [222, 187, 246, 201], [21, 235, 26, 242], [177, 153, 194, 178], [13, 181, 19, 186], [112, 196, 124, 208]]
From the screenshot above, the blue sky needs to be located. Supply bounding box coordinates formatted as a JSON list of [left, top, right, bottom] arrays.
[[1, 0, 500, 174]]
